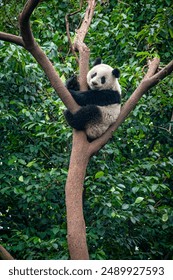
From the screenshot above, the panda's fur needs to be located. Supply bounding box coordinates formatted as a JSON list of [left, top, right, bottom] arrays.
[[64, 58, 121, 140]]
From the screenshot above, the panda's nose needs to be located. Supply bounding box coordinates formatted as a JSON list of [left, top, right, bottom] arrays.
[[92, 81, 98, 86]]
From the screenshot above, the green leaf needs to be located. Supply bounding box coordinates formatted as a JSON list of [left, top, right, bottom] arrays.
[[19, 175, 24, 182], [132, 187, 139, 194], [8, 156, 17, 165], [134, 197, 144, 204], [95, 171, 104, 179], [169, 28, 173, 38], [130, 217, 136, 224], [111, 211, 116, 218], [27, 160, 36, 167], [52, 243, 58, 250], [52, 228, 59, 235], [18, 159, 26, 165], [117, 184, 126, 189], [162, 213, 168, 222], [122, 204, 129, 210]]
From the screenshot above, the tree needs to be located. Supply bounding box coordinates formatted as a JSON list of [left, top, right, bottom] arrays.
[[0, 0, 173, 260]]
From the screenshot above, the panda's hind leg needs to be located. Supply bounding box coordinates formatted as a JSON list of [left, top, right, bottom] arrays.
[[64, 105, 102, 131]]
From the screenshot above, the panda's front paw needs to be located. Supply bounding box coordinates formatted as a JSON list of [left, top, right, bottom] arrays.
[[65, 75, 80, 91]]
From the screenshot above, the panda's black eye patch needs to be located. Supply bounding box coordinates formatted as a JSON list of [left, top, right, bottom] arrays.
[[91, 72, 97, 79], [101, 76, 106, 84]]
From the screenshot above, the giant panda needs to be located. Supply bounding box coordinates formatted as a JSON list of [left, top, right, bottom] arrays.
[[64, 58, 121, 140]]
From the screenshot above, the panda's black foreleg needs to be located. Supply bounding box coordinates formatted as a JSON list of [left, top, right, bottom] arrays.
[[65, 75, 80, 91], [64, 105, 102, 131]]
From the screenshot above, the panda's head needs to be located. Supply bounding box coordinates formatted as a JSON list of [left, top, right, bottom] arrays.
[[87, 58, 121, 94]]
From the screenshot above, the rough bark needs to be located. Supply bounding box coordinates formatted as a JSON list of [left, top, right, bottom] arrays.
[[74, 0, 96, 90], [0, 32, 24, 47], [65, 132, 90, 260], [65, 0, 96, 259], [0, 245, 14, 260]]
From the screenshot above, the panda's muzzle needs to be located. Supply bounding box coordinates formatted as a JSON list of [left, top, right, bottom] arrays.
[[92, 81, 98, 86]]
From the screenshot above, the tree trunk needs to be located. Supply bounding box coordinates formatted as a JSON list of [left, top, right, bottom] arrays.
[[65, 131, 90, 259]]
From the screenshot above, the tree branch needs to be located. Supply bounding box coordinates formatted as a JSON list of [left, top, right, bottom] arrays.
[[65, 1, 85, 64], [149, 59, 173, 86], [65, 13, 79, 64], [0, 245, 14, 260], [74, 0, 96, 45], [74, 0, 96, 90], [0, 32, 24, 47], [19, 0, 40, 48], [145, 57, 160, 78], [0, 0, 89, 261]]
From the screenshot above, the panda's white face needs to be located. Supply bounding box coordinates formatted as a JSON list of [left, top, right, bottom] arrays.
[[87, 64, 121, 94]]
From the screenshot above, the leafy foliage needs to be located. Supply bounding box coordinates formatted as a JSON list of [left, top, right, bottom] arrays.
[[0, 0, 173, 259]]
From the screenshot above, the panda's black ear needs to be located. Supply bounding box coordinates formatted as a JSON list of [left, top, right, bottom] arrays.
[[93, 57, 102, 66], [112, 68, 120, 78]]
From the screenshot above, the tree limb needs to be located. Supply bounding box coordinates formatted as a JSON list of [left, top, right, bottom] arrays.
[[0, 245, 14, 260], [74, 0, 96, 46], [74, 0, 96, 90], [19, 0, 40, 48], [145, 57, 160, 78], [65, 1, 85, 64], [65, 14, 79, 64], [149, 59, 173, 86], [0, 32, 24, 47]]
